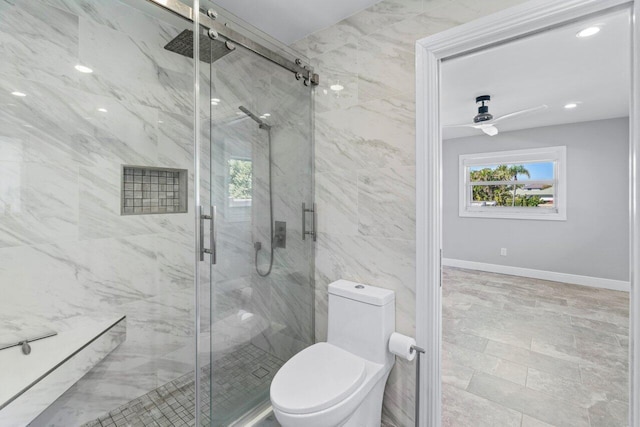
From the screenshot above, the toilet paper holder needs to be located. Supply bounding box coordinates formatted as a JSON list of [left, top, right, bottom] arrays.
[[411, 344, 425, 355], [410, 344, 425, 427]]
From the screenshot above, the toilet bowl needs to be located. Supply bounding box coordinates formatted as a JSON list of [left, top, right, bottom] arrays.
[[270, 280, 395, 427]]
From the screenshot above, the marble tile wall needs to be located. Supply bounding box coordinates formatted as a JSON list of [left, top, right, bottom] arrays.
[[291, 0, 528, 424], [0, 0, 196, 424]]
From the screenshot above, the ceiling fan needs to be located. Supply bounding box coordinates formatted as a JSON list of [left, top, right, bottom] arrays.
[[445, 95, 548, 136]]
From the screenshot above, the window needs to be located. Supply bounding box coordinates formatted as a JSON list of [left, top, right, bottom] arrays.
[[459, 146, 566, 220], [228, 157, 252, 208]]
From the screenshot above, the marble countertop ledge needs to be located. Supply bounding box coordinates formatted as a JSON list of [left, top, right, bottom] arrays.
[[0, 314, 126, 409]]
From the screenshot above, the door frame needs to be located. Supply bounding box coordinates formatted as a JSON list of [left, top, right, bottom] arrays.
[[415, 0, 640, 425]]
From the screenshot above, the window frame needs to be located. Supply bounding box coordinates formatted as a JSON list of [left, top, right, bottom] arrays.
[[458, 146, 567, 221]]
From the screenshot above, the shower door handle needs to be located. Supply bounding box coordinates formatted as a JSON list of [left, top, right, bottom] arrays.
[[211, 206, 217, 264], [302, 202, 317, 241], [302, 203, 306, 240], [200, 206, 217, 264], [311, 203, 317, 242]]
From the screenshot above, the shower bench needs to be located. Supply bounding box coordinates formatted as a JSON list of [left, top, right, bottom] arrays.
[[0, 315, 126, 426]]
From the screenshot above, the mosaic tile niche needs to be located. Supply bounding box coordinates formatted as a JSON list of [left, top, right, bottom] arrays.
[[121, 166, 188, 215]]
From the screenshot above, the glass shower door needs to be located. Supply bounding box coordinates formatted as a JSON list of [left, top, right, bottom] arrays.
[[197, 32, 314, 426]]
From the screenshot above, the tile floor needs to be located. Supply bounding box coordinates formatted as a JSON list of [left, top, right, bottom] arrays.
[[442, 267, 629, 427], [81, 343, 283, 427], [81, 268, 629, 427]]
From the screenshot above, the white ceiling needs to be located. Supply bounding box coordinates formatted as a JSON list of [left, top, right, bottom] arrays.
[[442, 8, 630, 140], [209, 0, 383, 45]]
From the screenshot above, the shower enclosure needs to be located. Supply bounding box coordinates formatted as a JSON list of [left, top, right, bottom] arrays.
[[0, 0, 315, 425], [195, 7, 316, 425]]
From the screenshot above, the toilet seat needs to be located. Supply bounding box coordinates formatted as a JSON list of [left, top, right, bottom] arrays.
[[270, 343, 366, 415]]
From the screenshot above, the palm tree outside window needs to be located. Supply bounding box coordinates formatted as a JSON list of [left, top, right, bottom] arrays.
[[459, 146, 567, 220]]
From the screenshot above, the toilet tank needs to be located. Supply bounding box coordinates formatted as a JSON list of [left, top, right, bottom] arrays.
[[327, 280, 395, 366]]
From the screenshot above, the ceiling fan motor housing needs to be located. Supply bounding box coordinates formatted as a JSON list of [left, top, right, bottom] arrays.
[[474, 95, 493, 123]]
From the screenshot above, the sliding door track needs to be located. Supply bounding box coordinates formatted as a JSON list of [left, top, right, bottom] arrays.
[[145, 0, 319, 86]]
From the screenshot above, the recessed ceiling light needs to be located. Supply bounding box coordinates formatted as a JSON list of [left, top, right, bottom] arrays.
[[211, 102, 218, 106], [236, 112, 244, 115], [74, 64, 93, 73], [11, 91, 26, 97], [330, 84, 344, 92], [564, 103, 578, 109], [158, 120, 164, 124], [23, 124, 34, 128], [98, 108, 108, 113], [576, 26, 600, 38], [259, 115, 266, 119], [211, 98, 220, 103], [263, 113, 271, 117]]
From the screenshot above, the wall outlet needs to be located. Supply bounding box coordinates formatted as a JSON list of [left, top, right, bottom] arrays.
[[500, 248, 507, 256]]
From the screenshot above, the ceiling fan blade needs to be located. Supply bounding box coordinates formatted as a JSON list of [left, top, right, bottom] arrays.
[[472, 122, 496, 129], [493, 105, 548, 123], [443, 123, 477, 128], [481, 125, 499, 136]]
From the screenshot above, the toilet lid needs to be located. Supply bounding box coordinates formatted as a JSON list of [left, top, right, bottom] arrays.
[[270, 342, 367, 414]]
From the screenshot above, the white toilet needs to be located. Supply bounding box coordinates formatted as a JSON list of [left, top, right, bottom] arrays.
[[270, 279, 395, 427]]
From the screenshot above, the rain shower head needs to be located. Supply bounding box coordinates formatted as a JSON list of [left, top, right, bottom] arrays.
[[239, 106, 271, 130], [164, 29, 234, 64]]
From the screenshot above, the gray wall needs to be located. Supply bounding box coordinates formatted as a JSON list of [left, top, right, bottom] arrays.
[[443, 118, 629, 281]]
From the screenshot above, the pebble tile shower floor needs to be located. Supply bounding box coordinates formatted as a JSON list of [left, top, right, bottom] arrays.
[[82, 344, 283, 427]]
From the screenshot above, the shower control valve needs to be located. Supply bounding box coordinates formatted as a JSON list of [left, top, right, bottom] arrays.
[[274, 221, 287, 249]]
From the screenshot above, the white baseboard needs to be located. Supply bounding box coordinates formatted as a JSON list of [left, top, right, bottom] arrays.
[[442, 258, 630, 292]]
